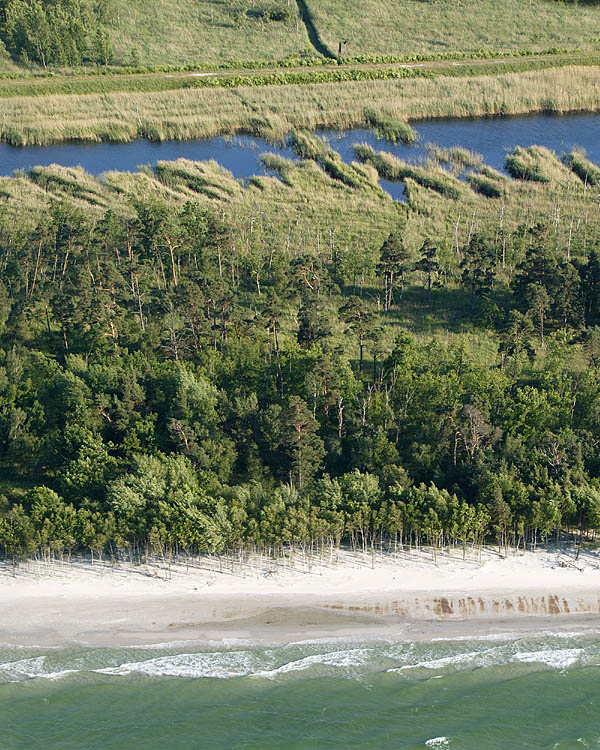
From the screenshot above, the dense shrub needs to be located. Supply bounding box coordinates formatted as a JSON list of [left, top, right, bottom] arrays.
[[0, 0, 113, 66]]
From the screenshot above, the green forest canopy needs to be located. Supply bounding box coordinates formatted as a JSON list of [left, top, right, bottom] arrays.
[[1, 173, 600, 561], [0, 0, 112, 66]]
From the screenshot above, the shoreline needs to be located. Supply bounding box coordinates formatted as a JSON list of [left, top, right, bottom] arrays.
[[2, 104, 600, 153], [1, 548, 599, 648], [4, 65, 600, 149]]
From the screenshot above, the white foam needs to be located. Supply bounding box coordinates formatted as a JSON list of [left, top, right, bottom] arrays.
[[95, 646, 376, 680], [432, 629, 600, 643], [511, 648, 584, 669], [426, 738, 449, 747], [43, 669, 79, 681], [432, 632, 521, 643], [96, 650, 266, 679], [137, 640, 215, 651], [255, 648, 372, 678], [0, 656, 79, 682], [0, 656, 47, 680], [390, 648, 499, 672]]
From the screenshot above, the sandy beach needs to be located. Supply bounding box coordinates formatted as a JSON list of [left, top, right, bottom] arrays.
[[1, 547, 599, 647]]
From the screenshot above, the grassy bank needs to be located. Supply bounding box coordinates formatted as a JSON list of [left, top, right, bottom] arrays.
[[3, 65, 600, 147], [0, 0, 598, 75], [0, 50, 587, 100], [37, 0, 600, 68]]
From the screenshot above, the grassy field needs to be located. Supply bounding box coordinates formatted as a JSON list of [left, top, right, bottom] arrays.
[[3, 0, 599, 72], [100, 0, 600, 67], [4, 65, 600, 146], [310, 0, 600, 57], [79, 0, 600, 66], [102, 0, 312, 65]]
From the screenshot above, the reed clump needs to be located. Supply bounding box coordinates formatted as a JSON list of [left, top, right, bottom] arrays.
[[354, 143, 462, 199], [28, 165, 110, 208], [427, 145, 483, 170], [566, 148, 600, 186], [467, 174, 503, 198], [506, 146, 550, 182], [153, 159, 241, 199], [505, 145, 575, 185], [365, 110, 417, 144], [260, 153, 296, 185], [292, 131, 368, 189]]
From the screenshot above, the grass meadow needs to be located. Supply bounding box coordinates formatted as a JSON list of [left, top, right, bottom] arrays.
[[61, 0, 600, 67], [103, 0, 311, 65], [311, 0, 600, 57]]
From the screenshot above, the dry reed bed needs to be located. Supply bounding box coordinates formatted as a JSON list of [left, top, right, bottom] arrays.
[[3, 66, 600, 146]]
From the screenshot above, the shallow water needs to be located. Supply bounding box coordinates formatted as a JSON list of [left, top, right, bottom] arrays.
[[3, 631, 600, 749], [1, 112, 599, 203]]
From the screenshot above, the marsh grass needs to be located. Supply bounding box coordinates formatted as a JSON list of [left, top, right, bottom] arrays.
[[504, 145, 573, 184], [427, 145, 483, 170], [365, 110, 417, 144], [354, 143, 463, 199], [467, 174, 503, 198], [3, 66, 600, 147], [566, 148, 600, 186], [291, 131, 381, 189], [260, 153, 296, 185], [2, 133, 598, 308], [27, 165, 111, 207], [153, 159, 243, 200]]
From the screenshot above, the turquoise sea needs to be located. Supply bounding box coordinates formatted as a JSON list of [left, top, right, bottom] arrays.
[[2, 631, 600, 749]]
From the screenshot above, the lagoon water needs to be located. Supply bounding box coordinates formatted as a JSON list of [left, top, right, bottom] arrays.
[[3, 631, 600, 749], [1, 112, 600, 203]]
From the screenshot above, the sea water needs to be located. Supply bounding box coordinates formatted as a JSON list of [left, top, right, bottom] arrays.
[[2, 631, 600, 749]]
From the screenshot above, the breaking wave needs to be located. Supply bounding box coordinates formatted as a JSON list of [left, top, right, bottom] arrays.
[[0, 632, 598, 683]]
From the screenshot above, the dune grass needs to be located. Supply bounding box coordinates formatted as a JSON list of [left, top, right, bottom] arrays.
[[3, 65, 600, 147], [309, 0, 600, 57]]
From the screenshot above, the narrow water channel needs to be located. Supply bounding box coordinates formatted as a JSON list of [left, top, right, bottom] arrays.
[[1, 111, 598, 202]]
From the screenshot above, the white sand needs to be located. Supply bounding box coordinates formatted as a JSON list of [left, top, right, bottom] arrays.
[[1, 547, 599, 647]]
